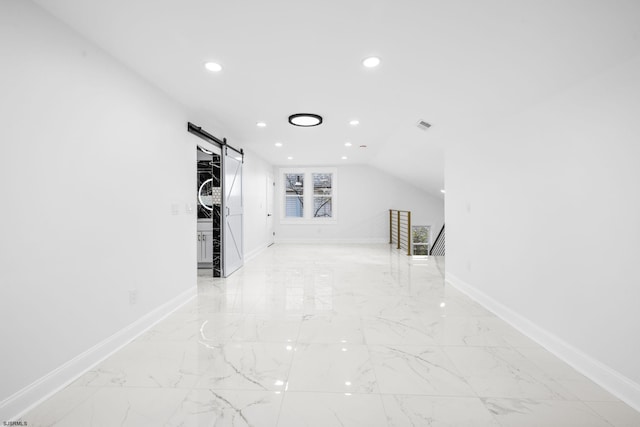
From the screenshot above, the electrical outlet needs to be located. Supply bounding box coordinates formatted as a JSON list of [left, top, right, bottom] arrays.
[[129, 289, 138, 305]]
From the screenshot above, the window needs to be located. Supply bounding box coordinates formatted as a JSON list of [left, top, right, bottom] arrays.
[[279, 168, 337, 223], [313, 173, 332, 218], [412, 225, 431, 255], [285, 173, 304, 218]]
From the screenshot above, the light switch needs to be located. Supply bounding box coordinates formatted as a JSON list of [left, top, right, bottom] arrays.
[[128, 289, 138, 305]]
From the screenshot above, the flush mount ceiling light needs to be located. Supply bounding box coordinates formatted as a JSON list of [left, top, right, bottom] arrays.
[[288, 113, 323, 127], [349, 120, 360, 126], [344, 142, 352, 147], [256, 121, 267, 127], [275, 142, 283, 147], [204, 62, 222, 72], [341, 156, 348, 160], [287, 156, 293, 160], [362, 56, 381, 68], [440, 189, 446, 194]]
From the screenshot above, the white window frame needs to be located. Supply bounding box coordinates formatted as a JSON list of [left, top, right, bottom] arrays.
[[278, 167, 338, 224]]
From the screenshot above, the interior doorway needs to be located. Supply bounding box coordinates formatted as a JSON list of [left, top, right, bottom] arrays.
[[267, 173, 275, 246], [196, 144, 221, 276], [190, 122, 244, 278]]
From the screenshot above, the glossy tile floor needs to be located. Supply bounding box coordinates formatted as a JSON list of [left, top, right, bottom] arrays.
[[25, 244, 640, 426]]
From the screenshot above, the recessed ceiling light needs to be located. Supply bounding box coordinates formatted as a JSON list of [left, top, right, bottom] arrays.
[[362, 56, 381, 68], [204, 62, 222, 72], [287, 156, 293, 160], [289, 113, 323, 127], [344, 142, 352, 147], [256, 121, 266, 127], [341, 156, 348, 160], [349, 120, 360, 126], [275, 142, 283, 147], [440, 189, 446, 194]]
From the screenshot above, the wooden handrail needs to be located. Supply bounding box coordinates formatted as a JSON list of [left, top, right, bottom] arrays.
[[397, 210, 401, 249], [389, 209, 412, 256]]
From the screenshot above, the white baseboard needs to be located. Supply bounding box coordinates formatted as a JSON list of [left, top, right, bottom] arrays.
[[446, 272, 640, 412], [274, 238, 389, 244], [1, 287, 197, 421], [244, 243, 270, 263]]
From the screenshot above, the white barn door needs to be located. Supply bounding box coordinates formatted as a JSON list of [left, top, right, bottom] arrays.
[[222, 147, 243, 277]]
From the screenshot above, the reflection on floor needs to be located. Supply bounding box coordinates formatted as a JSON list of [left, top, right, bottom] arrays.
[[24, 244, 640, 426]]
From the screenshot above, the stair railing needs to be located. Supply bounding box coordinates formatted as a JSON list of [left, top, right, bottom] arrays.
[[429, 224, 445, 256]]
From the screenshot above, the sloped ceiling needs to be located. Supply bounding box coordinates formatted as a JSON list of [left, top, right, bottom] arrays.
[[32, 0, 640, 196]]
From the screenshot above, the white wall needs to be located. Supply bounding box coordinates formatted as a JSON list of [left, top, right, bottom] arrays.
[[242, 151, 273, 259], [274, 164, 444, 243], [0, 0, 197, 416], [446, 54, 640, 408]]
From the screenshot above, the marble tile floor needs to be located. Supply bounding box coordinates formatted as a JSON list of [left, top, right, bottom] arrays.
[[23, 244, 640, 426]]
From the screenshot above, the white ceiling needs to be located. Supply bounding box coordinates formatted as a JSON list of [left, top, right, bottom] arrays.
[[33, 0, 640, 197]]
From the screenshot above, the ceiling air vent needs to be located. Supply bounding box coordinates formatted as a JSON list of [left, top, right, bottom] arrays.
[[416, 120, 432, 131]]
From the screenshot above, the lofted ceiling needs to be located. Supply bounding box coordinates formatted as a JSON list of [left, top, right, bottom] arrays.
[[32, 0, 640, 197]]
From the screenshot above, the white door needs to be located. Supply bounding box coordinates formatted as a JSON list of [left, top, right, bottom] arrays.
[[222, 148, 243, 276], [266, 173, 275, 246]]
